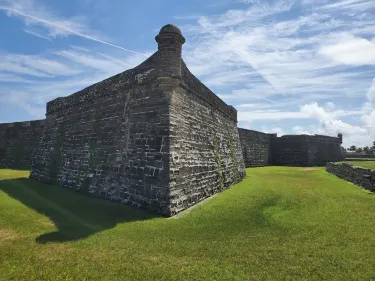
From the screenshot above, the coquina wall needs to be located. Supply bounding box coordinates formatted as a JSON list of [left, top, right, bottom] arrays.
[[3, 24, 345, 215], [306, 135, 345, 166], [238, 129, 275, 167], [30, 24, 245, 216], [326, 162, 375, 192], [0, 120, 45, 169], [167, 61, 245, 214], [271, 135, 310, 166], [30, 51, 172, 215], [239, 129, 344, 167]]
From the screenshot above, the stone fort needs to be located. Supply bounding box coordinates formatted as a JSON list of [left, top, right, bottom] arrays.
[[0, 24, 344, 216]]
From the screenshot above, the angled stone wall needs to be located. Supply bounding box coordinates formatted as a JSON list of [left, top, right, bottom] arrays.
[[239, 130, 344, 167], [326, 162, 375, 192], [307, 135, 344, 165], [30, 24, 245, 216], [30, 52, 173, 214], [0, 120, 45, 169], [167, 61, 245, 215], [271, 134, 344, 166], [238, 129, 275, 167], [271, 135, 311, 166]]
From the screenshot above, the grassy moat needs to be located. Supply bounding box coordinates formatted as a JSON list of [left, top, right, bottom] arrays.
[[1, 167, 375, 280]]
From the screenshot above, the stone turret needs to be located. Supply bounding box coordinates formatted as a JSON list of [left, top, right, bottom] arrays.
[[338, 133, 343, 144], [155, 24, 185, 80]]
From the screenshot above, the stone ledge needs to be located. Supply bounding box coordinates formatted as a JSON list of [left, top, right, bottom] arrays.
[[326, 162, 375, 192]]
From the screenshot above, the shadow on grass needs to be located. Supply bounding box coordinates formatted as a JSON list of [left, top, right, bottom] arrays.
[[0, 178, 157, 244]]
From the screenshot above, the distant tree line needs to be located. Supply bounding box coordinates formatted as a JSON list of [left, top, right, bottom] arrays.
[[345, 141, 375, 154]]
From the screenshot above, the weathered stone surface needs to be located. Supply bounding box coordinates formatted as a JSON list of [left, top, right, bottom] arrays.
[[238, 129, 275, 167], [30, 51, 172, 214], [29, 24, 245, 217], [0, 120, 45, 169], [326, 162, 375, 192], [272, 134, 344, 166], [305, 134, 345, 166], [1, 23, 347, 217], [239, 129, 344, 167], [168, 61, 245, 215]]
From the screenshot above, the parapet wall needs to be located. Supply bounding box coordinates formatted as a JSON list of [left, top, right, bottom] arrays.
[[326, 162, 375, 192], [239, 129, 344, 167], [0, 120, 45, 169], [306, 135, 345, 166], [271, 135, 311, 166], [238, 129, 275, 167]]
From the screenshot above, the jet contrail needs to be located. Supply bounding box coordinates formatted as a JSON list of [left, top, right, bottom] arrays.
[[0, 6, 148, 56]]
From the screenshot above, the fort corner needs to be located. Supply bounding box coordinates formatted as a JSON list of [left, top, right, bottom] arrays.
[[28, 24, 246, 217], [0, 24, 346, 217]]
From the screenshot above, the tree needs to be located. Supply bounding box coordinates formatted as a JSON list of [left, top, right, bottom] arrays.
[[356, 147, 363, 153], [363, 146, 370, 154], [349, 145, 356, 151], [369, 141, 375, 155]]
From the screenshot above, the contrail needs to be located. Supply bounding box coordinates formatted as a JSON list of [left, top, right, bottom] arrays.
[[0, 6, 148, 57]]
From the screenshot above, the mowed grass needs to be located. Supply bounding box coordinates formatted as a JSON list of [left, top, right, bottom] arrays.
[[340, 161, 375, 169], [1, 167, 375, 280]]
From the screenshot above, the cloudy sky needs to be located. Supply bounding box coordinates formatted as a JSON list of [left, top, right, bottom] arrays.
[[0, 0, 374, 147]]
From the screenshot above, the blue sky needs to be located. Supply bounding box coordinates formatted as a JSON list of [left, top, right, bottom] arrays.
[[0, 0, 374, 147]]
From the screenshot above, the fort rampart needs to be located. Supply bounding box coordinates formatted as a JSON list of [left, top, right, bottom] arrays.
[[239, 129, 344, 167], [28, 24, 245, 216], [0, 24, 347, 216], [0, 120, 45, 169]]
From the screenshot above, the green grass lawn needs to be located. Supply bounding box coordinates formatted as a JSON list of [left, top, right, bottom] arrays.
[[1, 167, 375, 280], [339, 161, 375, 169]]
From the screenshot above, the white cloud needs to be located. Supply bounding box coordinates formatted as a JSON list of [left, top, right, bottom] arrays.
[[1, 91, 45, 118], [0, 0, 146, 55], [0, 43, 150, 115], [0, 73, 37, 83], [0, 53, 83, 77], [238, 102, 372, 146], [300, 103, 366, 133], [238, 110, 309, 121], [0, 0, 374, 149], [318, 36, 375, 65], [24, 28, 52, 41], [260, 126, 286, 136], [361, 110, 375, 130], [324, 102, 335, 111], [366, 78, 375, 101], [318, 0, 375, 13], [292, 125, 312, 135], [181, 0, 375, 113], [177, 0, 375, 147], [0, 0, 101, 38]]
